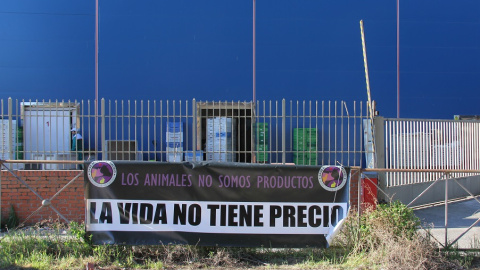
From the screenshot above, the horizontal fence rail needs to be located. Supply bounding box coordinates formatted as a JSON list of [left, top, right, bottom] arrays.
[[0, 98, 368, 169], [382, 118, 480, 187]]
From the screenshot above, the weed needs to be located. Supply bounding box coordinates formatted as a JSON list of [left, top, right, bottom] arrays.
[[0, 206, 474, 269], [335, 201, 461, 270], [5, 205, 19, 230]]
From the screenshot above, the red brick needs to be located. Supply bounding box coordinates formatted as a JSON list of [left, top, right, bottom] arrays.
[[1, 170, 85, 225]]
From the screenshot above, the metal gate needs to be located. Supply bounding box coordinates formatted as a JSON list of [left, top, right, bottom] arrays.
[[360, 168, 480, 249], [0, 160, 83, 228]]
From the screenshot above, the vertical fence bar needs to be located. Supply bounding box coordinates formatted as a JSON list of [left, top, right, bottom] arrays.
[[0, 157, 2, 226], [388, 121, 397, 186], [268, 100, 271, 164], [455, 122, 460, 178], [274, 100, 277, 163], [340, 101, 344, 165], [160, 100, 163, 161], [359, 101, 363, 169], [388, 119, 393, 186], [8, 98, 13, 164], [327, 101, 331, 165], [467, 123, 472, 174], [402, 120, 406, 184], [184, 100, 189, 160], [352, 101, 356, 167], [475, 122, 479, 175], [166, 100, 171, 161], [421, 121, 425, 182], [334, 101, 337, 164], [392, 119, 396, 186], [147, 101, 151, 160], [322, 101, 325, 165], [282, 99, 286, 164], [140, 100, 143, 160], [101, 99, 106, 159], [192, 99, 197, 159], [345, 102, 349, 167], [133, 100, 137, 160], [154, 100, 158, 161]]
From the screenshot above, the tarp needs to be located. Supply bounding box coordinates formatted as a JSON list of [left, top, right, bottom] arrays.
[[84, 161, 350, 247]]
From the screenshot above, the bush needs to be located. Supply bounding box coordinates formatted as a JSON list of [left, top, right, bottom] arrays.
[[5, 205, 19, 230], [336, 201, 460, 270]]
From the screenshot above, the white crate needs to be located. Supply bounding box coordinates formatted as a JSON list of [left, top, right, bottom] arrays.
[[166, 131, 184, 143], [185, 151, 203, 161], [206, 153, 235, 162], [166, 147, 183, 162]]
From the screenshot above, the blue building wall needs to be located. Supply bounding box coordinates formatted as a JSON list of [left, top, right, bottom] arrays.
[[1, 1, 479, 119]]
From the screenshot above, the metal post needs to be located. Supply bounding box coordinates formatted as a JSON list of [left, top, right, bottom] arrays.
[[8, 98, 13, 167], [192, 99, 197, 160], [95, 0, 99, 152], [360, 20, 374, 124], [374, 116, 386, 198], [396, 0, 400, 118], [445, 178, 448, 247], [0, 161, 2, 227], [282, 99, 286, 164], [101, 99, 106, 160], [252, 0, 256, 105], [0, 98, 3, 227]]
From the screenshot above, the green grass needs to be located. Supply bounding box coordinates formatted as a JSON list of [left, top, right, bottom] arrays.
[[0, 203, 475, 269]]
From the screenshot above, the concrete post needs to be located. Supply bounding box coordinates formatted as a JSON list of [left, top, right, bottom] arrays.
[[373, 116, 387, 202]]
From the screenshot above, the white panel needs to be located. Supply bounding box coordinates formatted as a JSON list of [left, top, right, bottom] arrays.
[[0, 119, 16, 160], [24, 107, 75, 160]]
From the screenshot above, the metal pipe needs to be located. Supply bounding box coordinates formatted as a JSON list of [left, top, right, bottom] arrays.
[[406, 174, 444, 207], [397, 0, 400, 118], [101, 99, 106, 160], [192, 99, 197, 159], [448, 216, 480, 249], [282, 99, 286, 164], [445, 177, 449, 247], [252, 0, 256, 105], [95, 0, 99, 150], [0, 161, 2, 227]]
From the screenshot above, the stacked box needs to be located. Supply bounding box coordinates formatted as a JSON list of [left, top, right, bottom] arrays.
[[293, 153, 318, 165], [293, 128, 317, 165], [0, 119, 16, 160], [206, 117, 237, 162], [0, 120, 23, 170], [166, 121, 184, 162], [185, 150, 203, 161], [255, 123, 269, 162]]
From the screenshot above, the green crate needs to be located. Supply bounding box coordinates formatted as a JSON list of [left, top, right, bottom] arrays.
[[256, 144, 269, 151], [256, 143, 269, 162], [293, 128, 317, 151], [293, 128, 317, 138], [255, 123, 269, 144], [293, 152, 317, 165], [256, 152, 269, 162], [293, 142, 317, 151]]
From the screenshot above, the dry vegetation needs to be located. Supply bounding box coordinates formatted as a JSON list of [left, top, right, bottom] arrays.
[[335, 202, 463, 270], [0, 202, 474, 269]]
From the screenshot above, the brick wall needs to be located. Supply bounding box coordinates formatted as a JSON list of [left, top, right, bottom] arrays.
[[350, 170, 360, 211], [1, 170, 85, 226], [1, 169, 366, 226]]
